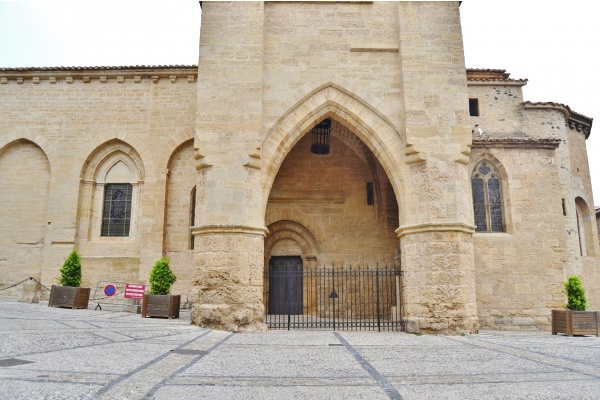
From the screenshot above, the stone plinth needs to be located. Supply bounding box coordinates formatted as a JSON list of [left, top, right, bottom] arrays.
[[191, 226, 267, 332], [19, 281, 40, 304], [399, 227, 479, 334]]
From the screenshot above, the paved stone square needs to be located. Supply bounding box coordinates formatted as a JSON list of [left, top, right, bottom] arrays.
[[1, 297, 599, 399]]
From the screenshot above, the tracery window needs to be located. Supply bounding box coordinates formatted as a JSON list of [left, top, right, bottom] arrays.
[[77, 140, 143, 243], [472, 160, 504, 232], [101, 183, 133, 237]]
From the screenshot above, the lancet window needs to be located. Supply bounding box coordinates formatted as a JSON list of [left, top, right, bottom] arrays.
[[472, 160, 504, 232], [101, 183, 133, 237]]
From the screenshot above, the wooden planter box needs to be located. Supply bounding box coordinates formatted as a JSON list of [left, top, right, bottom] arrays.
[[552, 309, 600, 337], [48, 285, 91, 309], [142, 294, 180, 319]]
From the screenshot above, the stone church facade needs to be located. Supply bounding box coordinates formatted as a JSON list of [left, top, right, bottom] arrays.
[[0, 2, 597, 334]]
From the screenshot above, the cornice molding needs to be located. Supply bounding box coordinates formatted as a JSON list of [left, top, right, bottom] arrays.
[[0, 66, 197, 84], [523, 102, 593, 139], [471, 137, 561, 149]]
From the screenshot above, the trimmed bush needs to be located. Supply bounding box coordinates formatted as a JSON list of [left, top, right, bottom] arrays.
[[563, 275, 587, 311], [59, 250, 82, 287], [149, 257, 177, 295]]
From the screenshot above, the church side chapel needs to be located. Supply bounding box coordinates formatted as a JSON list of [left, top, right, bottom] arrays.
[[0, 2, 597, 334]]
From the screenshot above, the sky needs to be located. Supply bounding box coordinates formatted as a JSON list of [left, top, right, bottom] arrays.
[[1, 0, 599, 204]]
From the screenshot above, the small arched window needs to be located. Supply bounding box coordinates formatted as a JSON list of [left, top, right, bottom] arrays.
[[472, 160, 504, 232]]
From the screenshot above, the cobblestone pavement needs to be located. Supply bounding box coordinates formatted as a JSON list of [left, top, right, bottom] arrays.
[[1, 298, 600, 399]]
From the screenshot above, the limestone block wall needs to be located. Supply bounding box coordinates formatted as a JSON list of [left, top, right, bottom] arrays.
[[566, 128, 600, 308], [0, 68, 197, 294], [467, 83, 526, 134], [567, 129, 596, 209], [397, 2, 473, 225], [262, 1, 403, 135], [470, 145, 566, 330], [467, 75, 600, 328]]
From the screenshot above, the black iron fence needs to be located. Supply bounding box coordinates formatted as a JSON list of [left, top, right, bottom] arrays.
[[264, 264, 403, 331]]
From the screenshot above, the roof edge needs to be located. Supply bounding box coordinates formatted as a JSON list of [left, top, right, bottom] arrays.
[[523, 101, 593, 139], [0, 65, 198, 72]]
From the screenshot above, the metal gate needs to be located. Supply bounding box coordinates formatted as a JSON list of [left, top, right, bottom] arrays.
[[264, 263, 403, 331]]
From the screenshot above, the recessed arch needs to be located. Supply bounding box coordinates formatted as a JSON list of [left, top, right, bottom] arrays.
[[0, 135, 57, 173], [165, 138, 194, 173], [165, 139, 197, 253], [265, 220, 319, 266], [575, 196, 595, 257], [163, 139, 197, 296], [0, 139, 51, 288], [261, 83, 405, 219]]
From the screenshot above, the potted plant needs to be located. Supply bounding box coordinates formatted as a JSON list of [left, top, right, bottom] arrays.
[[48, 250, 91, 309], [142, 257, 180, 319], [552, 275, 599, 337]]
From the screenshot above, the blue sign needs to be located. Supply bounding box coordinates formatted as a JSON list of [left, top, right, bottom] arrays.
[[104, 284, 116, 297]]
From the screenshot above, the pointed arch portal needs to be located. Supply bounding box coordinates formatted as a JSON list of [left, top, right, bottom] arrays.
[[261, 85, 404, 330], [261, 83, 406, 219]]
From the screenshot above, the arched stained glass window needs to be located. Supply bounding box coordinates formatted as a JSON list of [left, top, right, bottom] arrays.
[[471, 160, 504, 233], [102, 183, 133, 237]]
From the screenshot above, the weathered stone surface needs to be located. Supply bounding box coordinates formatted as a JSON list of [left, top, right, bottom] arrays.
[[0, 2, 598, 334]]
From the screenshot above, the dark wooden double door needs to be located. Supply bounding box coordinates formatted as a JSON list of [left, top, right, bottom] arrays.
[[268, 256, 303, 315]]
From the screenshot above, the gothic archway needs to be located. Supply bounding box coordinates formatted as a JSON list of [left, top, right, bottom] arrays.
[[261, 83, 406, 221], [264, 118, 400, 267]]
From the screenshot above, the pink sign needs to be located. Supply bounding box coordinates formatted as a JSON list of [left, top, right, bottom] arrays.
[[124, 283, 146, 299]]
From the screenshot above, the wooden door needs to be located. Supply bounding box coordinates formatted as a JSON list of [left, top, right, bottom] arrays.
[[268, 256, 303, 315]]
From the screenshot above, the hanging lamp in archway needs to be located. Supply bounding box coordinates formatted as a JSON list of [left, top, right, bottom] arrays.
[[310, 118, 331, 155]]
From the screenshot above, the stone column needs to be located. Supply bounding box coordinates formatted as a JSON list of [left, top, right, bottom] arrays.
[[192, 226, 267, 331], [396, 159, 478, 334], [398, 228, 478, 333], [191, 2, 267, 331], [396, 2, 478, 333]]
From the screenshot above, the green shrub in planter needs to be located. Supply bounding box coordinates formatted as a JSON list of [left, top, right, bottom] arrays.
[[563, 275, 587, 311], [49, 250, 90, 309], [149, 257, 177, 295], [59, 250, 82, 287]]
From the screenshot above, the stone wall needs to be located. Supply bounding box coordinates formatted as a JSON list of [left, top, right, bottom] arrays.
[[1, 2, 598, 334], [468, 75, 599, 328], [470, 145, 565, 330], [0, 68, 197, 296]]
